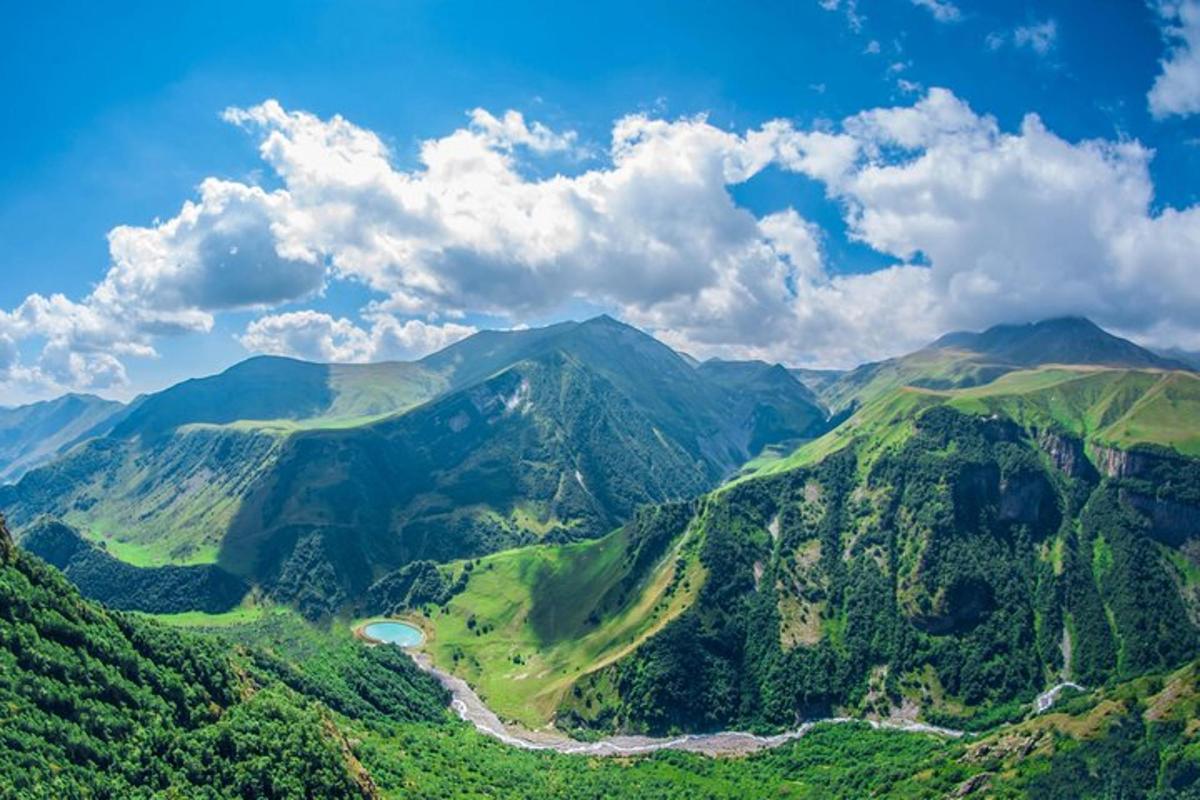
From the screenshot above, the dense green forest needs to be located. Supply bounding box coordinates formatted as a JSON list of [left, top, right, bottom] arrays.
[[0, 516, 445, 799]]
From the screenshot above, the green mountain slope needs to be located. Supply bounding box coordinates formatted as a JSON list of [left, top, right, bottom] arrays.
[[404, 502, 703, 726], [0, 424, 285, 565], [0, 516, 448, 798], [113, 355, 446, 438], [697, 359, 828, 453], [561, 404, 1200, 734], [0, 393, 124, 483], [760, 366, 1200, 481], [219, 346, 723, 617], [20, 517, 249, 613], [411, 364, 1200, 735]]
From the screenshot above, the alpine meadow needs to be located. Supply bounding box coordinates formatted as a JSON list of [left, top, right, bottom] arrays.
[[3, 2, 1200, 798]]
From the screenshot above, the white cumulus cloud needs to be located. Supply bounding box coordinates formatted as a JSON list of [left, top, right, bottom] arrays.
[[238, 310, 475, 363], [6, 87, 1200, 399], [1149, 0, 1200, 118]]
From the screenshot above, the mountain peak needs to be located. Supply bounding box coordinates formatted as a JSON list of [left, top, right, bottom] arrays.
[[579, 313, 628, 330], [929, 316, 1185, 371]]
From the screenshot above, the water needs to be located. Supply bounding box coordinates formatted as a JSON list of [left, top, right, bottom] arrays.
[[363, 620, 425, 647]]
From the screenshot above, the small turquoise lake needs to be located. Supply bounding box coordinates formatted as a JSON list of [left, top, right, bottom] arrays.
[[362, 621, 425, 647]]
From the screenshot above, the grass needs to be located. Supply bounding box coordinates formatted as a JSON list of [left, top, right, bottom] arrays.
[[419, 521, 704, 728], [947, 367, 1200, 456], [180, 412, 397, 435], [77, 518, 220, 567], [742, 366, 1200, 487], [143, 601, 276, 628], [740, 387, 940, 483]]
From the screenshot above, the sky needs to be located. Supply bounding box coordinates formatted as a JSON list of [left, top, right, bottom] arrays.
[[1, 0, 1199, 403]]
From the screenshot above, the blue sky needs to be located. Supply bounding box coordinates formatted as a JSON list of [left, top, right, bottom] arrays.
[[1, 0, 1198, 402]]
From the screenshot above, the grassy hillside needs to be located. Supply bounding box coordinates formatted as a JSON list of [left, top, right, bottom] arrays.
[[0, 425, 285, 565], [754, 366, 1200, 482], [20, 518, 249, 614], [947, 367, 1200, 456], [412, 503, 703, 727], [816, 316, 1191, 414], [111, 356, 444, 439]]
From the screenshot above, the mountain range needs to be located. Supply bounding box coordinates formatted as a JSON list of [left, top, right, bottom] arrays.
[[3, 312, 1200, 796], [0, 315, 827, 617]]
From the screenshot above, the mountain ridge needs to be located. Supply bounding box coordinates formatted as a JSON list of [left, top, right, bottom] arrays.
[[0, 315, 827, 618]]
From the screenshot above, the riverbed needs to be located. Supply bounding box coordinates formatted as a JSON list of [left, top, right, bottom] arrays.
[[405, 651, 968, 757]]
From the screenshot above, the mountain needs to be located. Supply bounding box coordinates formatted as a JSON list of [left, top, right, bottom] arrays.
[[788, 367, 845, 400], [696, 359, 827, 454], [0, 316, 827, 617], [217, 317, 829, 617], [0, 393, 124, 483], [111, 355, 447, 439], [424, 397, 1200, 737], [929, 317, 1187, 371], [404, 318, 1200, 737], [1157, 346, 1200, 371], [20, 517, 249, 613], [819, 316, 1190, 414], [4, 314, 1200, 797]]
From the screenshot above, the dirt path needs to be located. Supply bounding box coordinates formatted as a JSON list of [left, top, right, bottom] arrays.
[[408, 652, 966, 757]]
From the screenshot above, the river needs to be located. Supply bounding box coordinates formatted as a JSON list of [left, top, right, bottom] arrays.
[[407, 652, 969, 757]]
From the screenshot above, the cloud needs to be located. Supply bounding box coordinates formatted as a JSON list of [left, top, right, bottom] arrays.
[[1149, 1, 1200, 118], [7, 86, 1200, 398], [780, 89, 1200, 350], [467, 109, 579, 154], [816, 0, 864, 32], [910, 0, 961, 23], [238, 310, 475, 362], [0, 334, 16, 380], [987, 19, 1058, 56], [102, 178, 326, 321], [1013, 20, 1058, 54]]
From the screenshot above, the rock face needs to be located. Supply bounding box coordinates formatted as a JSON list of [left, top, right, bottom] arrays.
[[1092, 445, 1160, 480], [1091, 444, 1200, 544], [1037, 430, 1098, 481], [1122, 491, 1200, 547]]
